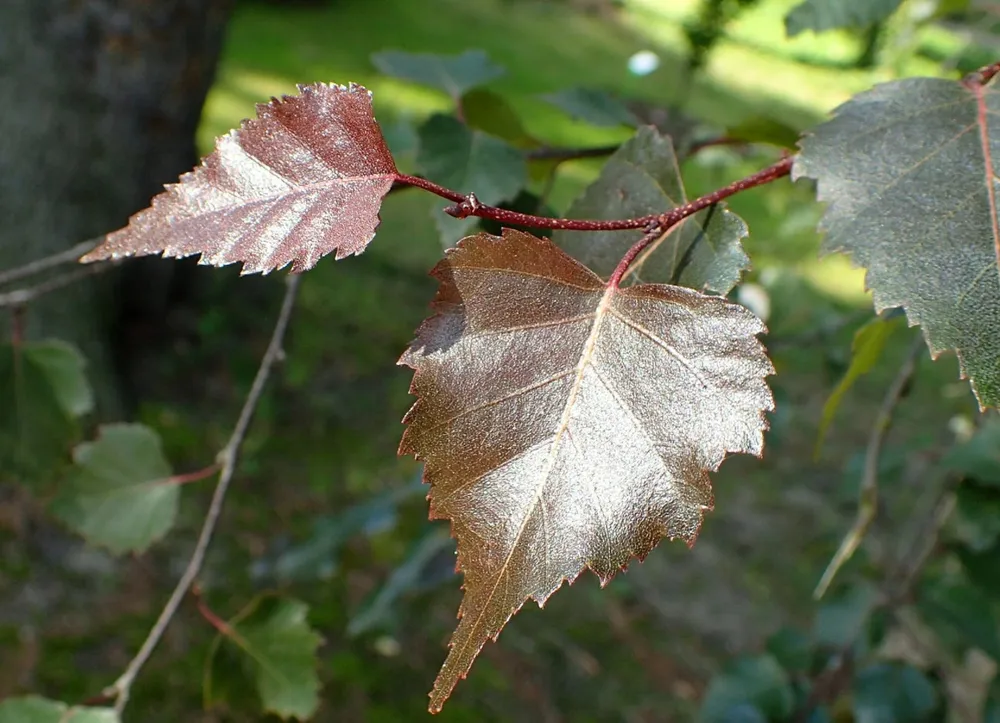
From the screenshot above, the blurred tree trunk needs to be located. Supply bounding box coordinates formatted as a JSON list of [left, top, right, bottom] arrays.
[[0, 0, 234, 413]]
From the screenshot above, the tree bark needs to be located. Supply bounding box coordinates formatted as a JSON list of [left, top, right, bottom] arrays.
[[0, 0, 234, 413]]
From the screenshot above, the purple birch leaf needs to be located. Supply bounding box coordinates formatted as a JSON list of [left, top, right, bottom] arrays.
[[82, 83, 398, 275]]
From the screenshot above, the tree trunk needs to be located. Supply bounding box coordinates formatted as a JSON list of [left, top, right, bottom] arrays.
[[0, 0, 234, 413]]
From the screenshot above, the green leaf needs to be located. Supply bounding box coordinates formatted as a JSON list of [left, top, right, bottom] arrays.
[[812, 582, 879, 649], [766, 627, 814, 674], [348, 527, 454, 636], [626, 99, 705, 154], [793, 75, 1000, 409], [25, 340, 93, 417], [852, 663, 940, 722], [918, 575, 1000, 660], [417, 114, 526, 207], [816, 315, 902, 456], [461, 89, 534, 146], [956, 542, 1000, 598], [553, 127, 749, 293], [0, 342, 81, 481], [954, 483, 1000, 551], [699, 655, 794, 723], [205, 596, 322, 720], [255, 481, 422, 584], [371, 49, 504, 98], [715, 705, 767, 723], [0, 696, 118, 723], [433, 213, 479, 251], [540, 87, 639, 127], [985, 675, 1000, 723], [50, 423, 176, 554], [726, 117, 803, 149], [785, 0, 904, 36], [941, 418, 1000, 486]]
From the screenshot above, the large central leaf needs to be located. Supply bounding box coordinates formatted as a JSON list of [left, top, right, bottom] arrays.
[[400, 230, 773, 711], [794, 75, 1000, 409]]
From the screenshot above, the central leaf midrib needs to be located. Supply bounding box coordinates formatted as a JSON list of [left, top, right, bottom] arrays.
[[451, 284, 617, 661]]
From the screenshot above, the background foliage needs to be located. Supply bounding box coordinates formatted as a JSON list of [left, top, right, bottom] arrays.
[[2, 0, 999, 721]]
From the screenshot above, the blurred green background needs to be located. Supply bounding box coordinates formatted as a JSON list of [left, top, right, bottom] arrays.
[[2, 0, 996, 720]]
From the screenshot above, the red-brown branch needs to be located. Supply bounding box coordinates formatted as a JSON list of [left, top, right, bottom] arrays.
[[967, 59, 1000, 87], [608, 155, 794, 287], [397, 154, 794, 251]]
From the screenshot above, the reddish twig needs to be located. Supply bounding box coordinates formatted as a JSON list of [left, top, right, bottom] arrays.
[[193, 585, 237, 638], [966, 59, 1000, 87], [397, 155, 794, 244], [163, 463, 222, 487], [609, 155, 794, 286], [394, 174, 466, 203]]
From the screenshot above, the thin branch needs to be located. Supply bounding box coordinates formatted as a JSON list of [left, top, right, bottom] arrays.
[[609, 155, 794, 286], [192, 585, 238, 638], [794, 472, 957, 722], [396, 155, 794, 241], [965, 59, 1000, 87], [104, 273, 301, 715], [0, 239, 100, 287], [813, 334, 925, 599], [162, 463, 222, 487], [0, 264, 111, 309]]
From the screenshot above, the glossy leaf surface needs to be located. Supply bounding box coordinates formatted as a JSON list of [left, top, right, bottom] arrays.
[[554, 127, 749, 293], [82, 83, 398, 274], [400, 230, 773, 711], [51, 424, 176, 554], [794, 75, 1000, 408]]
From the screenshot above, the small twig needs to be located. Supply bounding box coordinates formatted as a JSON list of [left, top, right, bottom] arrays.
[[965, 59, 1000, 87], [192, 585, 237, 638], [888, 477, 958, 598], [794, 472, 957, 721], [0, 239, 101, 287], [103, 273, 301, 715], [609, 156, 794, 286], [162, 463, 222, 487], [0, 264, 111, 309], [814, 334, 925, 599], [395, 155, 794, 240]]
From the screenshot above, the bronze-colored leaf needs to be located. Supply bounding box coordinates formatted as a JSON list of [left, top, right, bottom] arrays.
[[399, 229, 774, 712], [82, 83, 398, 274]]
